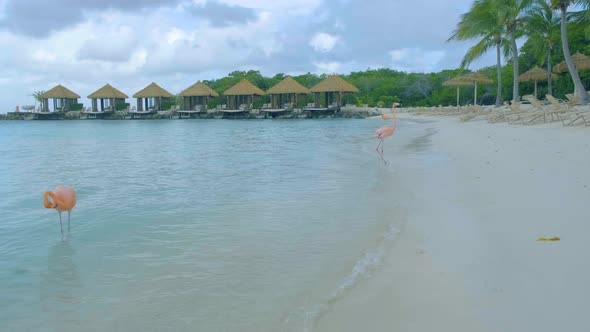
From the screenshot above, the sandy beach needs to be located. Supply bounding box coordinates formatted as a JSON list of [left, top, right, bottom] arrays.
[[316, 113, 590, 331]]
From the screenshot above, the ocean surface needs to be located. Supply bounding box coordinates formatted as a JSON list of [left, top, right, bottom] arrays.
[[0, 118, 432, 331]]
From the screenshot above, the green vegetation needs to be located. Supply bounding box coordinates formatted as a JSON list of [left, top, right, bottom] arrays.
[[70, 103, 83, 111], [115, 102, 130, 111]]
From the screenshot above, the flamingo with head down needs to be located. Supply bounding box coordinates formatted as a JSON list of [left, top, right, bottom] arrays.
[[375, 102, 399, 161], [44, 185, 76, 237]]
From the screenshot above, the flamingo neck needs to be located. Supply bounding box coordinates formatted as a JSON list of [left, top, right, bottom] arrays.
[[43, 191, 62, 209]]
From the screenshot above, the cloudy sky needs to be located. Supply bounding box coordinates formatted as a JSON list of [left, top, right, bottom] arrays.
[[0, 0, 497, 111]]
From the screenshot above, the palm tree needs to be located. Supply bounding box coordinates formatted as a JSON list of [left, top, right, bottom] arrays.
[[31, 90, 45, 108], [497, 0, 536, 102], [448, 0, 508, 106], [551, 0, 589, 104], [524, 0, 560, 95]]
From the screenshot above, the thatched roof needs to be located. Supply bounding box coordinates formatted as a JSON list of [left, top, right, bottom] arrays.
[[88, 84, 128, 99], [267, 76, 310, 94], [179, 81, 220, 97], [309, 75, 359, 93], [519, 66, 558, 82], [553, 52, 590, 73], [41, 84, 80, 99], [223, 79, 266, 96], [443, 72, 492, 86], [133, 82, 174, 98], [443, 76, 472, 87]]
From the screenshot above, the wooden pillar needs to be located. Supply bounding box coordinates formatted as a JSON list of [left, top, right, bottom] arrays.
[[314, 93, 320, 107]]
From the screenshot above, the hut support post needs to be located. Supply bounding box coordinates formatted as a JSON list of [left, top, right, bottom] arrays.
[[534, 80, 538, 99], [456, 86, 460, 107], [100, 99, 104, 112], [474, 82, 478, 105]]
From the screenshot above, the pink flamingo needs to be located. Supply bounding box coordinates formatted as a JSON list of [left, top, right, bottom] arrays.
[[44, 185, 77, 236], [375, 102, 399, 161]]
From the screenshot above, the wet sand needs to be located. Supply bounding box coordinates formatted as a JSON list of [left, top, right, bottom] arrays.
[[316, 115, 590, 331]]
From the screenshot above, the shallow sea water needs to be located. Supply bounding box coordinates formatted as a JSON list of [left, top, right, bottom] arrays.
[[0, 118, 433, 331]]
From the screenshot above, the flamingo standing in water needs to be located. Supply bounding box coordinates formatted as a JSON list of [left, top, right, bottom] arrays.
[[44, 186, 76, 236], [375, 102, 399, 161]]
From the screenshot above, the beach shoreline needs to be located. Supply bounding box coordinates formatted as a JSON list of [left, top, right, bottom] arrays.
[[315, 114, 590, 331]]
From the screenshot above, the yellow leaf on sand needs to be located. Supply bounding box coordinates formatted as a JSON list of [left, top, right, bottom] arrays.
[[537, 237, 560, 242]]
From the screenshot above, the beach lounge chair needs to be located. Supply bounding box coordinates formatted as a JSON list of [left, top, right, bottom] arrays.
[[565, 94, 580, 107], [545, 94, 580, 126], [459, 105, 491, 122], [521, 95, 550, 124], [488, 101, 523, 123], [549, 94, 590, 126]]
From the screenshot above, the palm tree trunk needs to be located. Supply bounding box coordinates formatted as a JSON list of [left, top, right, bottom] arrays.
[[495, 42, 502, 106], [547, 47, 553, 96], [559, 5, 588, 105], [547, 49, 553, 96], [510, 27, 519, 102]]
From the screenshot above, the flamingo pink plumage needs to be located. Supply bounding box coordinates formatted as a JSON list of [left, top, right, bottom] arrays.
[[44, 185, 76, 236], [375, 102, 399, 161]]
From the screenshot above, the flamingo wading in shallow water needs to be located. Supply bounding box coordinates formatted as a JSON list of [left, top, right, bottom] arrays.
[[375, 102, 399, 161], [44, 186, 76, 236]]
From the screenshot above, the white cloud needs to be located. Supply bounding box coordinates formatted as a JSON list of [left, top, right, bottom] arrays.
[[313, 61, 341, 73], [388, 48, 446, 73], [309, 32, 339, 53]]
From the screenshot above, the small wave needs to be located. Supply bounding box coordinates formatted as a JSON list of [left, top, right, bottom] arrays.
[[298, 223, 401, 332]]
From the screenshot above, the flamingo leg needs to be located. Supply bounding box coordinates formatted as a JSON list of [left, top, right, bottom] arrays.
[[68, 211, 71, 232], [59, 212, 63, 237], [376, 140, 387, 164]]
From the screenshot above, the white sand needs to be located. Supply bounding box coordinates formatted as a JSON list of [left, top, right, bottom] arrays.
[[316, 115, 590, 331]]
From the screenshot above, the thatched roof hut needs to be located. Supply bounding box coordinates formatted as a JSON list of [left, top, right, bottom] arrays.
[[267, 76, 310, 94], [179, 81, 219, 97], [88, 84, 128, 99], [309, 75, 359, 93], [224, 79, 265, 96], [133, 82, 174, 112], [41, 84, 81, 99], [308, 75, 358, 109], [40, 84, 80, 112], [266, 76, 310, 109], [87, 84, 128, 112], [133, 82, 174, 99], [223, 79, 265, 110], [179, 81, 219, 112]]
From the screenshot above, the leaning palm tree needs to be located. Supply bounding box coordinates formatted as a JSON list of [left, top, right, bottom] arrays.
[[551, 0, 590, 104], [496, 0, 536, 102], [524, 0, 560, 96], [448, 0, 509, 106]]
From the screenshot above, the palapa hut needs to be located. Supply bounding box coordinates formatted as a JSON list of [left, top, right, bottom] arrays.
[[40, 84, 81, 112], [223, 79, 265, 111], [266, 76, 310, 109], [519, 67, 558, 99], [87, 84, 128, 112], [309, 75, 359, 109], [179, 81, 219, 112], [132, 82, 174, 112], [443, 76, 472, 107]]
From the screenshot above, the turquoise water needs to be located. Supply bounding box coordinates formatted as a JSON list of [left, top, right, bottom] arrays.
[[0, 119, 418, 331]]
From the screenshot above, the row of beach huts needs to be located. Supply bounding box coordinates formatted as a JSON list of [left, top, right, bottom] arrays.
[[11, 75, 360, 120]]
